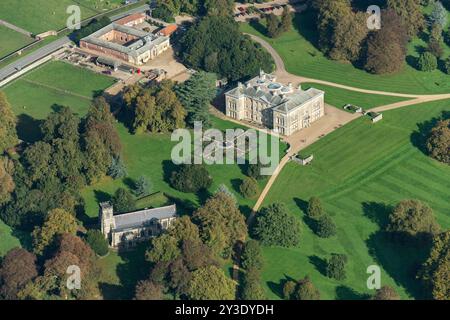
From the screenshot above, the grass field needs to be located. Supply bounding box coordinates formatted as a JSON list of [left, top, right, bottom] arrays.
[[2, 60, 115, 141], [301, 83, 411, 110], [0, 0, 124, 34], [240, 12, 450, 94], [0, 25, 34, 59], [259, 100, 450, 300]]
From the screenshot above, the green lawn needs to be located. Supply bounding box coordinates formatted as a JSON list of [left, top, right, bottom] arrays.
[[0, 25, 34, 59], [302, 83, 411, 110], [2, 60, 115, 141], [240, 12, 450, 94], [0, 0, 124, 34], [260, 100, 450, 300]]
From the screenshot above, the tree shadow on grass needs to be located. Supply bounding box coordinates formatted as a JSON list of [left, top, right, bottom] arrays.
[[267, 281, 284, 299], [162, 159, 178, 185], [230, 178, 243, 194], [361, 201, 392, 230], [308, 255, 327, 277], [16, 114, 42, 143], [100, 242, 151, 300], [366, 231, 432, 299], [406, 55, 419, 70], [249, 18, 267, 36], [335, 285, 371, 300], [410, 111, 450, 156], [292, 12, 319, 50]]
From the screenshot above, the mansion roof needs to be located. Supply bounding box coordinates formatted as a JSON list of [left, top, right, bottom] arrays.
[[225, 71, 324, 114]]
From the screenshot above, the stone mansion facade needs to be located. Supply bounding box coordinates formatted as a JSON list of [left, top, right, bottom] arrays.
[[225, 71, 325, 136], [99, 202, 177, 248]]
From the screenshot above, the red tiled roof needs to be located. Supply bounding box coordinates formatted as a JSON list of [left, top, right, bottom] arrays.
[[115, 13, 146, 25], [159, 24, 177, 36]]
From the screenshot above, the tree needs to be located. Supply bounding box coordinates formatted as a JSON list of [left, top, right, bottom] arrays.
[[193, 192, 247, 258], [443, 57, 450, 74], [241, 268, 266, 300], [187, 266, 236, 300], [146, 233, 181, 264], [387, 0, 425, 37], [326, 253, 348, 280], [239, 177, 259, 199], [427, 38, 444, 58], [134, 175, 152, 197], [294, 276, 320, 300], [315, 0, 368, 62], [418, 230, 449, 300], [112, 188, 136, 214], [152, 3, 175, 22], [246, 161, 264, 180], [283, 280, 297, 300], [372, 285, 400, 300], [417, 52, 438, 71], [135, 280, 164, 300], [85, 229, 109, 257], [32, 208, 78, 255], [430, 1, 448, 28], [266, 13, 281, 38], [0, 248, 38, 299], [307, 196, 323, 219], [386, 199, 440, 238], [364, 9, 408, 74], [170, 164, 212, 193], [280, 6, 292, 32], [0, 91, 18, 153], [241, 239, 263, 270], [179, 15, 273, 81], [108, 156, 127, 179], [426, 118, 450, 163], [252, 203, 301, 247], [0, 156, 15, 206], [315, 214, 337, 238], [175, 71, 217, 127], [203, 0, 234, 17]]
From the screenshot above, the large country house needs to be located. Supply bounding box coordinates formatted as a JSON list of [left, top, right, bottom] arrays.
[[225, 71, 325, 136], [99, 202, 177, 248]]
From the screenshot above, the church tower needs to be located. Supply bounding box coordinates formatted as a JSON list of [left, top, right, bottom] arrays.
[[99, 202, 115, 241]]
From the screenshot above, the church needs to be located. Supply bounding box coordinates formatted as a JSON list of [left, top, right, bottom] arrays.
[[225, 70, 325, 136], [99, 202, 177, 248]]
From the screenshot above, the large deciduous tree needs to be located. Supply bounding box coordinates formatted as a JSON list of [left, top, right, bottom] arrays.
[[0, 92, 18, 153], [193, 192, 247, 258], [386, 0, 425, 37], [252, 203, 301, 247], [0, 156, 15, 206], [426, 118, 450, 164], [0, 248, 38, 299], [186, 265, 236, 300]]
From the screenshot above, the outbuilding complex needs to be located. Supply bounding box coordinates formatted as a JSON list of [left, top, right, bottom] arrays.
[[80, 22, 171, 65], [225, 71, 325, 136]]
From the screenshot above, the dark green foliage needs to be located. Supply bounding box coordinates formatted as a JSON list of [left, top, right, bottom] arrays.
[[253, 203, 301, 247], [175, 71, 217, 127], [315, 214, 337, 238], [307, 196, 323, 219], [152, 4, 175, 22], [72, 16, 111, 43], [246, 162, 263, 180], [134, 175, 152, 197], [240, 268, 265, 300], [443, 57, 450, 74], [426, 119, 450, 163], [417, 52, 438, 71], [85, 229, 109, 257], [112, 188, 136, 213], [294, 276, 320, 300], [179, 15, 273, 81], [266, 13, 281, 38], [108, 156, 127, 179], [239, 177, 259, 199], [241, 239, 263, 270], [0, 92, 18, 153], [326, 253, 348, 280], [170, 164, 212, 193]]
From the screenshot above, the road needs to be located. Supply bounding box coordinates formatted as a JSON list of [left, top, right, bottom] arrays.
[[0, 37, 70, 82], [245, 33, 450, 213]]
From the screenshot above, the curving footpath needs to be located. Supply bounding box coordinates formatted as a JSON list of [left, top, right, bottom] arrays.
[[246, 33, 450, 214]]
